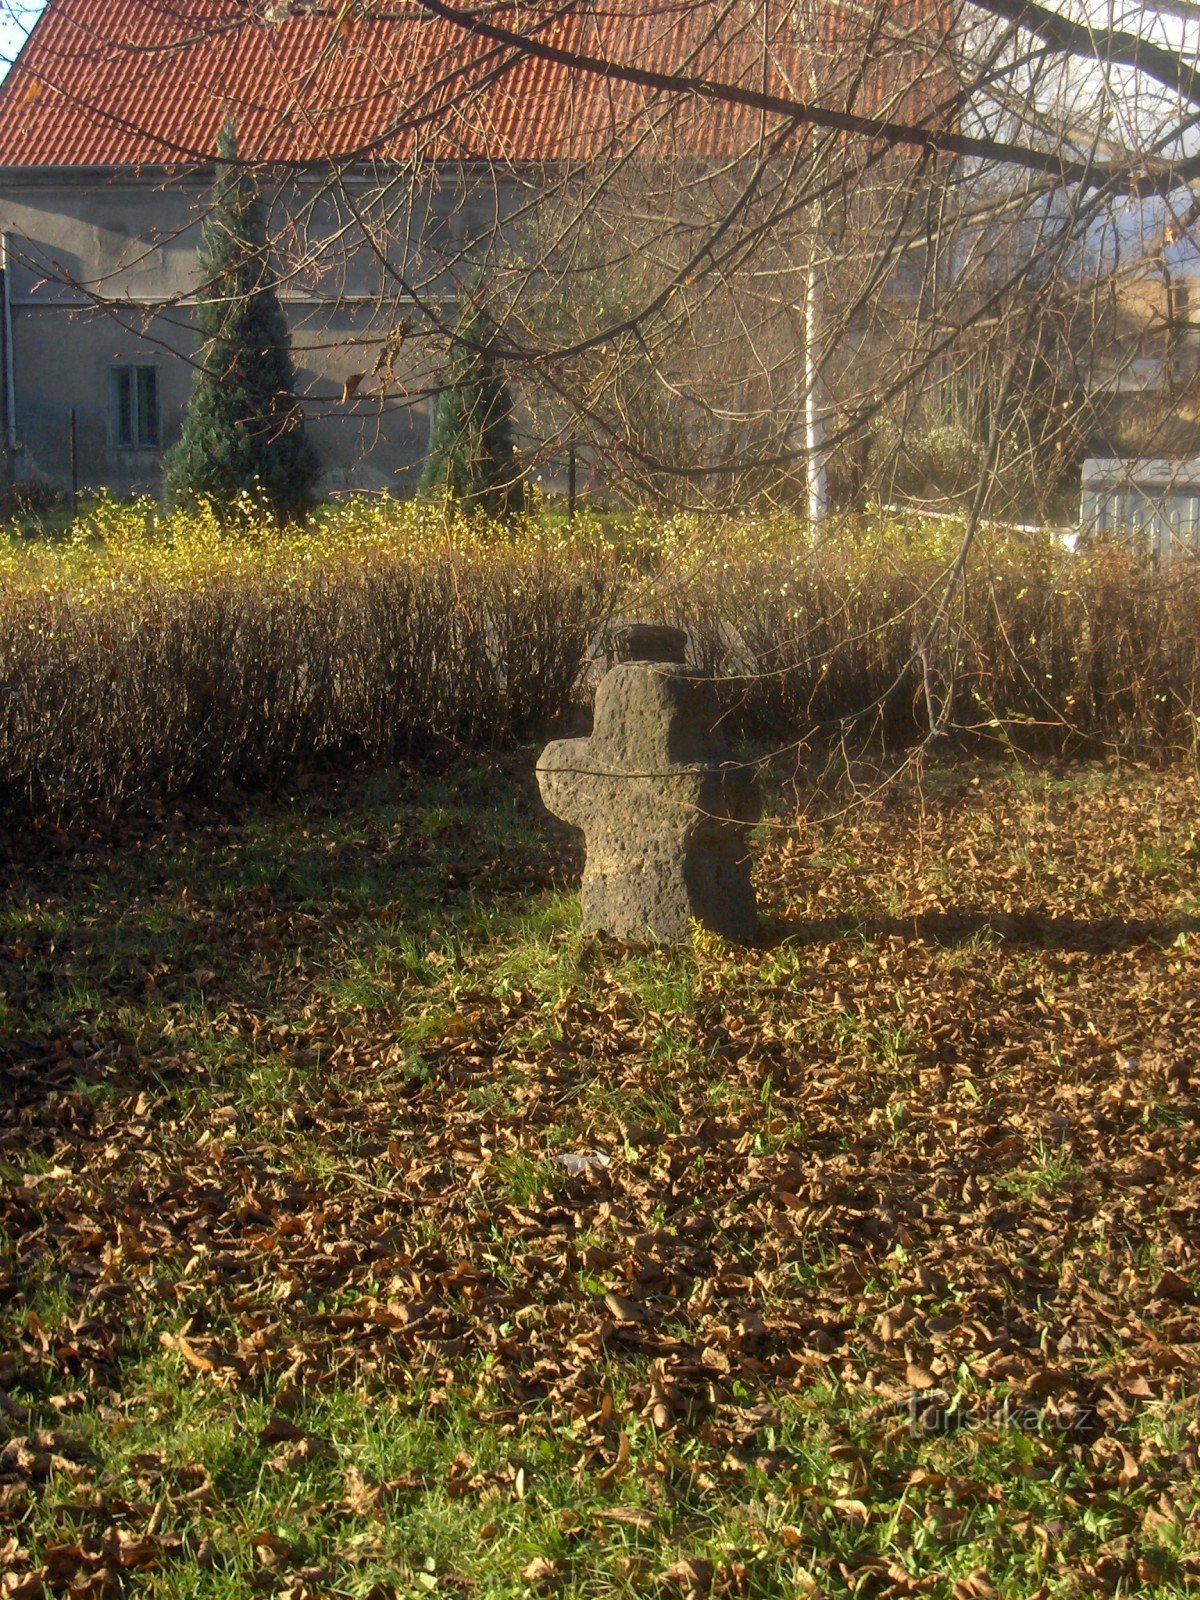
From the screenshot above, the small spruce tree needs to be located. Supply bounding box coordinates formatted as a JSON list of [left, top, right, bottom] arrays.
[[163, 123, 320, 521], [419, 281, 525, 517]]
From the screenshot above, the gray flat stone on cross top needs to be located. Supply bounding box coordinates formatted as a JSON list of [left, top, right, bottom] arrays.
[[537, 624, 759, 942]]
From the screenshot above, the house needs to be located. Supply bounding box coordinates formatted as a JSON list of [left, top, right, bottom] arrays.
[[0, 0, 954, 501]]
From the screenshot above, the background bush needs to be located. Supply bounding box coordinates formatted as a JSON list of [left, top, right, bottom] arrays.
[[1, 500, 1197, 821]]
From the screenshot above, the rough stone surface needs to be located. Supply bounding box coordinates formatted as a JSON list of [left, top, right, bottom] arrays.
[[537, 640, 759, 943], [608, 622, 688, 665]]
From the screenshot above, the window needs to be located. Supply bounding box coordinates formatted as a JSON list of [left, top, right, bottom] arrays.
[[110, 365, 159, 449]]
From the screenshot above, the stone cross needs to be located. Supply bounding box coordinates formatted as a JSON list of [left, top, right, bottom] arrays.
[[537, 624, 759, 942]]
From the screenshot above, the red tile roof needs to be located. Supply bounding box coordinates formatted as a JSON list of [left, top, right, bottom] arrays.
[[0, 0, 951, 170]]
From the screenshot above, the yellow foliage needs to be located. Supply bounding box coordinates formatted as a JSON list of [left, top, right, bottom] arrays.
[[0, 495, 1065, 606], [0, 496, 1194, 823]]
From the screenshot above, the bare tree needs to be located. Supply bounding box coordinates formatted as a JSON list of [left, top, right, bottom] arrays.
[[2, 0, 1200, 514]]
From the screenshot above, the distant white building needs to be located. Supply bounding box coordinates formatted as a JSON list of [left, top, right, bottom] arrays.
[[1080, 457, 1200, 558]]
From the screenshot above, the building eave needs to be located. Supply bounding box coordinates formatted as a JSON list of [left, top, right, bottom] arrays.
[[0, 157, 539, 185]]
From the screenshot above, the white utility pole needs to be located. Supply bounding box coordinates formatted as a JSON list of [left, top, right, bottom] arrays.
[[804, 240, 828, 533]]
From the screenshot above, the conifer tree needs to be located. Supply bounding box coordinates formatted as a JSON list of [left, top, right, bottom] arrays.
[[419, 282, 525, 517], [163, 123, 320, 521]]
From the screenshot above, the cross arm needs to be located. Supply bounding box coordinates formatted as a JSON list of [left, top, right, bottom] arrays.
[[536, 737, 594, 831]]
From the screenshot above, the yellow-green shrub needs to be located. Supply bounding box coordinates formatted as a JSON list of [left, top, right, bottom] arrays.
[[1, 499, 1196, 820], [0, 498, 616, 817]]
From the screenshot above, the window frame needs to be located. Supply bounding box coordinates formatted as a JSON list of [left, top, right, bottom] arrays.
[[109, 363, 161, 450]]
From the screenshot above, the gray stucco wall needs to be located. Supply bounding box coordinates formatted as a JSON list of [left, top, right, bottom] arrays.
[[0, 167, 510, 498]]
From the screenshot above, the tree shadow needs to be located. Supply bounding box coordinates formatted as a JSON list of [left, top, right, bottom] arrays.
[[760, 908, 1200, 953]]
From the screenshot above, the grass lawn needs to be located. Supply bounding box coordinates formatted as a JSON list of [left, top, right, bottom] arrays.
[[1, 756, 1198, 1599]]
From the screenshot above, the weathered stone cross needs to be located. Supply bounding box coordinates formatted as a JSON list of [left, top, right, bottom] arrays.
[[537, 624, 759, 942]]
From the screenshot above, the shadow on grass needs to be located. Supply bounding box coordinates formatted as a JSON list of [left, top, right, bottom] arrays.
[[761, 908, 1200, 952], [0, 760, 579, 1118]]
